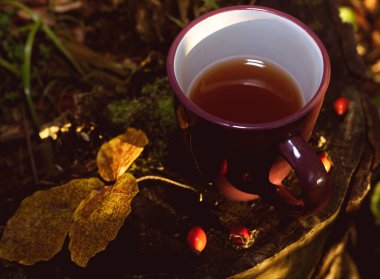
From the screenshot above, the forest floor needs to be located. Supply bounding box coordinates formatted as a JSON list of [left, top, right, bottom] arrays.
[[0, 0, 379, 278]]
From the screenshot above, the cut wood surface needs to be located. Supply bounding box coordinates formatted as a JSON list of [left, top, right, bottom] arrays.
[[117, 1, 379, 278], [75, 1, 379, 278]]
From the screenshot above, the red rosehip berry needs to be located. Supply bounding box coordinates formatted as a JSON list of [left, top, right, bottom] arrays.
[[187, 226, 207, 253], [229, 226, 259, 249], [334, 97, 349, 116], [320, 153, 332, 173], [230, 226, 250, 245]]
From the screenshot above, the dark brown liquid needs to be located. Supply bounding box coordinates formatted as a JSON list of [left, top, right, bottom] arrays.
[[189, 57, 303, 124]]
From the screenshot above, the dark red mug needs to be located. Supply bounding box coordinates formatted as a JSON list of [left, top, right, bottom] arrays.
[[167, 6, 331, 217]]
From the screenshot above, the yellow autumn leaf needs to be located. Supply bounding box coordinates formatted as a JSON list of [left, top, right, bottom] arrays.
[[68, 173, 139, 267], [0, 178, 104, 265], [97, 128, 148, 181]]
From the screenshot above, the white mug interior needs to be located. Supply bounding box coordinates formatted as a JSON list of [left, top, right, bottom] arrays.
[[173, 8, 324, 106]]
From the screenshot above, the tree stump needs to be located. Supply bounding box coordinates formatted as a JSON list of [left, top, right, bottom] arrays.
[[114, 1, 379, 278], [1, 0, 380, 278], [75, 1, 378, 278]]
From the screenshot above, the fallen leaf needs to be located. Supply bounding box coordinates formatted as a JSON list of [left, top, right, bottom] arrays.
[[0, 178, 103, 265], [97, 128, 148, 181], [69, 173, 139, 267]]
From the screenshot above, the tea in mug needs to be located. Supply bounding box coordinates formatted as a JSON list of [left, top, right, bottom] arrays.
[[189, 57, 303, 124]]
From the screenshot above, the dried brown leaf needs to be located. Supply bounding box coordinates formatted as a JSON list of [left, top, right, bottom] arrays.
[[0, 178, 104, 265], [97, 128, 148, 181], [68, 173, 139, 267]]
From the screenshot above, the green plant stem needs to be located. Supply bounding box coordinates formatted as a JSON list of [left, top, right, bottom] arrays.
[[0, 56, 18, 76], [23, 20, 41, 129]]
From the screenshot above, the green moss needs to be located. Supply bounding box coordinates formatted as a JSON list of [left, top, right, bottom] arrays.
[[107, 99, 143, 127], [106, 76, 177, 171]]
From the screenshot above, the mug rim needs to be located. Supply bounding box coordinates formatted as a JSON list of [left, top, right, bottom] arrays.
[[166, 5, 331, 130]]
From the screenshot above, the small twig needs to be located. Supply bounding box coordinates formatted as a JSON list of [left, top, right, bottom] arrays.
[[136, 175, 199, 193], [21, 104, 39, 184]]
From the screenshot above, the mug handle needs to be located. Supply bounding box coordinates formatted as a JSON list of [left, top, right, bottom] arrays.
[[263, 136, 330, 217]]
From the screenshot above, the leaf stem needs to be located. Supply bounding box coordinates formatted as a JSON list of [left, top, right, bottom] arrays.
[[136, 175, 199, 193]]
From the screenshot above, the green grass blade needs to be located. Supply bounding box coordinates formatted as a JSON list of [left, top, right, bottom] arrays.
[[22, 20, 41, 129], [203, 0, 220, 9], [0, 56, 19, 76], [42, 25, 84, 76], [11, 24, 34, 36], [167, 15, 185, 29], [4, 0, 84, 76], [2, 0, 39, 21]]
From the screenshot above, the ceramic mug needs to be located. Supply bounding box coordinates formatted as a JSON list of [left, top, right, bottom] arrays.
[[167, 6, 331, 217]]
